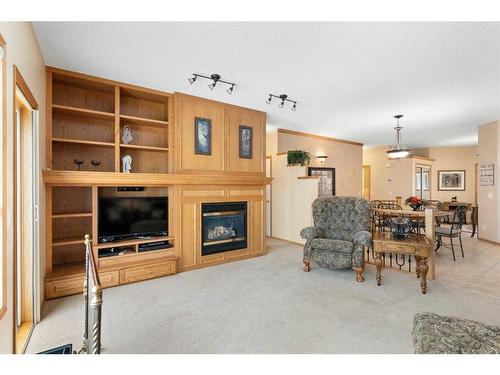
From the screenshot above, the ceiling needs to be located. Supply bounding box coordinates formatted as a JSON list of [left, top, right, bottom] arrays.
[[33, 22, 500, 147]]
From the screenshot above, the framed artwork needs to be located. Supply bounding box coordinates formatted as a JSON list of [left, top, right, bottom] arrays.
[[194, 117, 211, 155], [479, 163, 495, 186], [239, 125, 253, 159], [438, 170, 465, 191], [416, 171, 429, 191], [308, 167, 336, 197]]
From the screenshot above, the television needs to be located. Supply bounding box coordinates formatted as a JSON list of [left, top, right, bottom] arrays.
[[98, 197, 168, 243]]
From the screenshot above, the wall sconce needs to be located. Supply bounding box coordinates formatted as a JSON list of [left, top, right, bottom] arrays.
[[317, 155, 328, 164], [188, 73, 236, 95], [265, 93, 297, 111]]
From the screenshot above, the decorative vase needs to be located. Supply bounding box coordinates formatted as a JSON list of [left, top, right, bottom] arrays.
[[410, 204, 421, 211]]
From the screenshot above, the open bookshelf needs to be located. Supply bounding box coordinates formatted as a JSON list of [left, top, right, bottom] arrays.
[[47, 67, 171, 174], [50, 186, 93, 274]]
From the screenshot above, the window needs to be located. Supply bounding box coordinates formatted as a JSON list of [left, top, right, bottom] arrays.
[[0, 33, 6, 320]]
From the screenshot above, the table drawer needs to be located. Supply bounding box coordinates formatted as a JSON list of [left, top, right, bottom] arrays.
[[119, 261, 177, 284], [99, 270, 120, 288], [382, 243, 417, 254]]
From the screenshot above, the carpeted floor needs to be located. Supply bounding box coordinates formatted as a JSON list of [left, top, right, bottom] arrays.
[[26, 236, 500, 353]]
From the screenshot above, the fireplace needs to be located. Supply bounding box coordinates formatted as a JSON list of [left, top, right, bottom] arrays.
[[201, 202, 247, 256]]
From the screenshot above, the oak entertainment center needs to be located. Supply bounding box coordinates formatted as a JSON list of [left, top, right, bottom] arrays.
[[44, 67, 269, 299]]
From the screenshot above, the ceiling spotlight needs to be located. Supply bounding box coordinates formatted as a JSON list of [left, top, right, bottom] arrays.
[[187, 72, 236, 95], [266, 93, 298, 111]]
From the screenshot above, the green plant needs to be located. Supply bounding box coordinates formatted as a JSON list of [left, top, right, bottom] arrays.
[[287, 150, 311, 166]]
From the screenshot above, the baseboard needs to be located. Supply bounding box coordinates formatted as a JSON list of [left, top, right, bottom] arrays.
[[478, 237, 500, 246], [269, 236, 304, 246]]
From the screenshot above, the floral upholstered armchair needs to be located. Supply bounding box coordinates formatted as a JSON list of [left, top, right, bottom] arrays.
[[300, 196, 371, 282]]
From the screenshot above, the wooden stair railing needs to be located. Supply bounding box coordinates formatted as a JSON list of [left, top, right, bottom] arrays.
[[80, 234, 102, 354]]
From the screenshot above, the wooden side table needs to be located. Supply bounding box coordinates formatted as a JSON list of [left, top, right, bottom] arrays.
[[372, 232, 432, 294]]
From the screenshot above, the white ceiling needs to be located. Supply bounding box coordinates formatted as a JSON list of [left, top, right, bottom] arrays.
[[33, 22, 500, 147]]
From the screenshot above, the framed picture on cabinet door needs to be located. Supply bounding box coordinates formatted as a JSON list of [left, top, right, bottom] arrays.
[[239, 125, 253, 159], [194, 117, 212, 155]]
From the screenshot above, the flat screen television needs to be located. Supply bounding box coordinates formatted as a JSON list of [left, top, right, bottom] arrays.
[[98, 197, 168, 243]]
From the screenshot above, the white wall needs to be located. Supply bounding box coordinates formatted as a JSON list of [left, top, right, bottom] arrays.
[[271, 154, 317, 244], [477, 121, 500, 243], [0, 22, 45, 354]]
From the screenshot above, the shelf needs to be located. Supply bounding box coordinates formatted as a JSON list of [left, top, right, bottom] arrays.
[[52, 138, 115, 148], [52, 212, 93, 219], [53, 236, 89, 247], [43, 170, 273, 186], [52, 104, 115, 120], [120, 114, 168, 128], [120, 144, 169, 152], [96, 236, 173, 249], [46, 261, 85, 279]]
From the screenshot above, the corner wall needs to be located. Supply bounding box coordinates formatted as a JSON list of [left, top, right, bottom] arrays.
[[478, 121, 500, 243], [0, 22, 45, 354]]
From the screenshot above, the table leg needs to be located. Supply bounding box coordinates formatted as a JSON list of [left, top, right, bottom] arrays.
[[414, 255, 421, 278], [471, 223, 476, 238], [375, 251, 382, 286], [419, 258, 429, 294]]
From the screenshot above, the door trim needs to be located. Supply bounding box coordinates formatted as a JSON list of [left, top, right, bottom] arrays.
[[12, 66, 38, 353]]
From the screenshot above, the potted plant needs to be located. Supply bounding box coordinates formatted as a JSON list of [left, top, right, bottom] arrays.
[[287, 150, 311, 166], [406, 196, 422, 211]]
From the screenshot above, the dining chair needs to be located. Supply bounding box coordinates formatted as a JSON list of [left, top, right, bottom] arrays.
[[435, 205, 467, 261]]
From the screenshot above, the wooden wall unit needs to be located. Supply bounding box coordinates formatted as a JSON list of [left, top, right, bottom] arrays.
[[173, 93, 266, 175], [44, 67, 269, 299]]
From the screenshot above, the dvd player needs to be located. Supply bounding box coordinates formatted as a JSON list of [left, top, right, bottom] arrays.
[[138, 241, 172, 252]]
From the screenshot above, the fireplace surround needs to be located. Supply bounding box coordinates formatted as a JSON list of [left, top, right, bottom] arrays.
[[201, 202, 248, 256]]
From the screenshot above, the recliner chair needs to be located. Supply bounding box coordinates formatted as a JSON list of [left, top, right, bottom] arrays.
[[300, 196, 371, 282]]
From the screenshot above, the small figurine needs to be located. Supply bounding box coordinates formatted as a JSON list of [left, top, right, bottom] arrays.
[[122, 126, 133, 144], [73, 159, 84, 171], [91, 160, 101, 171], [122, 155, 132, 173]]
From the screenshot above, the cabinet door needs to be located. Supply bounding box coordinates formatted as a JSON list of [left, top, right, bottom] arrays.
[[175, 94, 226, 173], [179, 201, 199, 270], [251, 199, 266, 254], [227, 107, 265, 174]]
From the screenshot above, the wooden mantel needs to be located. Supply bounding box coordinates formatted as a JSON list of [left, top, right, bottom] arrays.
[[43, 170, 272, 186]]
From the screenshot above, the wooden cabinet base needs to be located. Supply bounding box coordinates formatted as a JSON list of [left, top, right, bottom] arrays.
[[45, 258, 178, 299]]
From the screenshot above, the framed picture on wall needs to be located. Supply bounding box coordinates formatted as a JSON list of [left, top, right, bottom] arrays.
[[194, 117, 212, 155], [308, 167, 336, 197], [239, 125, 253, 159], [438, 170, 466, 191]]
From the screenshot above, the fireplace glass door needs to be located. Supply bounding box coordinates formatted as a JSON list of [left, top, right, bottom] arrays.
[[201, 202, 247, 256]]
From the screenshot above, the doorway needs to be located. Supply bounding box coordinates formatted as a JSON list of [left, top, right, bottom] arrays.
[[415, 165, 432, 200], [265, 156, 272, 237], [13, 67, 39, 354]]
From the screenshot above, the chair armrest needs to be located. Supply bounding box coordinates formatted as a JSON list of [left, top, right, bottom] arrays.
[[353, 230, 372, 248], [300, 226, 318, 240]]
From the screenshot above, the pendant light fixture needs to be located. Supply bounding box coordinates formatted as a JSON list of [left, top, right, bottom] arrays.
[[387, 114, 410, 159]]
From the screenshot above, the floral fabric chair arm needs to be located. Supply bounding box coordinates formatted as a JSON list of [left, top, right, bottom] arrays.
[[352, 230, 372, 269], [300, 226, 318, 240]]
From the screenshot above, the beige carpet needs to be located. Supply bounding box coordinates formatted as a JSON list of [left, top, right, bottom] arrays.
[[27, 237, 500, 353]]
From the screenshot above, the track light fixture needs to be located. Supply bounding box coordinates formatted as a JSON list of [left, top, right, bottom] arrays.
[[188, 73, 236, 94], [265, 94, 297, 111]]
